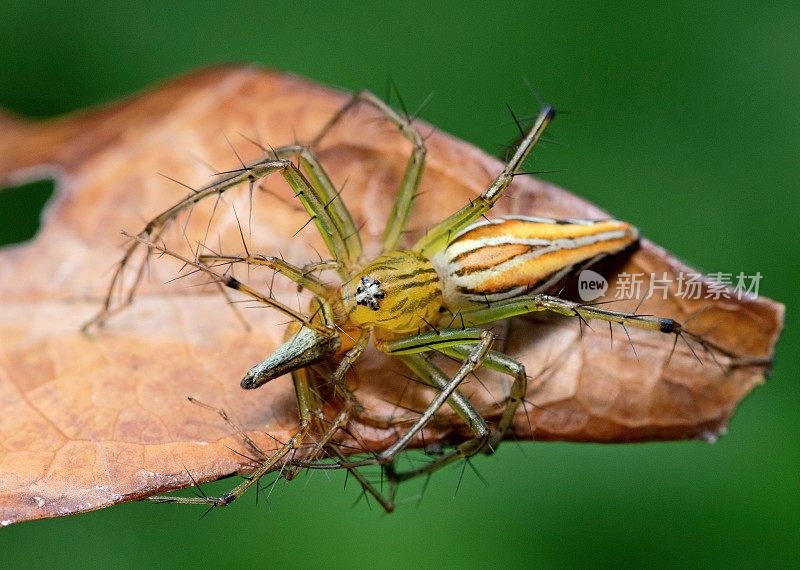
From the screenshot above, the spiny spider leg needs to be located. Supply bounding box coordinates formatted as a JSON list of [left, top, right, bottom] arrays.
[[85, 138, 366, 330], [310, 90, 427, 253], [392, 338, 493, 483], [148, 425, 307, 507], [83, 158, 290, 331], [183, 396, 266, 460], [371, 328, 493, 433], [455, 293, 746, 363], [414, 106, 555, 258], [379, 331, 494, 463], [271, 144, 362, 269], [123, 233, 329, 332], [153, 363, 334, 509], [197, 253, 331, 299], [326, 444, 396, 512], [437, 345, 528, 450]]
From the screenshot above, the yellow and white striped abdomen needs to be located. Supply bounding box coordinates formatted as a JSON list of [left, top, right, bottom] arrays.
[[431, 216, 639, 308]]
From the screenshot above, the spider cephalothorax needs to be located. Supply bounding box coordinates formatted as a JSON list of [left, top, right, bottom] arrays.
[[343, 251, 442, 334], [90, 91, 712, 511]]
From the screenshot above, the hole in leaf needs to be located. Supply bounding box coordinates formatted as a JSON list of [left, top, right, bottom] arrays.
[[0, 178, 55, 246]]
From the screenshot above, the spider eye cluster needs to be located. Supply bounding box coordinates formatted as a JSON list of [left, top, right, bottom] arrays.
[[355, 276, 385, 311]]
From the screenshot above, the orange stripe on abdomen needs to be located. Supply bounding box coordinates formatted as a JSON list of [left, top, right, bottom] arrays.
[[452, 242, 536, 275], [468, 237, 634, 294]]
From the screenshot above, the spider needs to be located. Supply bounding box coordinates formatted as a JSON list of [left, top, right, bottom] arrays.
[[86, 91, 712, 511]]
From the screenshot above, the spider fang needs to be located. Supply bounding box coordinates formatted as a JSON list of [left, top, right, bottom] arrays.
[[355, 276, 385, 311]]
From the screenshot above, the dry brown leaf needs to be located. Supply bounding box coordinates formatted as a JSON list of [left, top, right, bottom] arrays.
[[0, 65, 784, 525]]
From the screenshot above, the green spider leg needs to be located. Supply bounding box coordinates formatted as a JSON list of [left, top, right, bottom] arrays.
[[310, 90, 427, 253], [344, 329, 495, 492], [270, 144, 363, 270], [453, 293, 718, 358], [284, 330, 372, 473], [83, 137, 369, 331], [198, 252, 331, 297], [83, 157, 290, 331], [378, 328, 494, 456], [437, 344, 528, 451], [285, 349, 399, 512], [148, 413, 307, 508], [347, 330, 495, 506], [414, 105, 555, 258]]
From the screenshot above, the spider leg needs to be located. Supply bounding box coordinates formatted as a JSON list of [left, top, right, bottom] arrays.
[[272, 144, 362, 270], [383, 328, 528, 455], [183, 397, 266, 460], [455, 293, 754, 365], [310, 90, 427, 253], [437, 345, 527, 450], [147, 424, 308, 508], [197, 252, 331, 298], [375, 330, 494, 483], [85, 138, 365, 330], [148, 364, 326, 508], [391, 350, 492, 482], [123, 232, 328, 332], [82, 158, 291, 331], [414, 106, 555, 258], [345, 326, 486, 434], [327, 444, 396, 512]]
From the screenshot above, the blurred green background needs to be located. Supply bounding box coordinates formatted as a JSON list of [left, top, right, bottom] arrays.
[[1, 1, 797, 567]]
